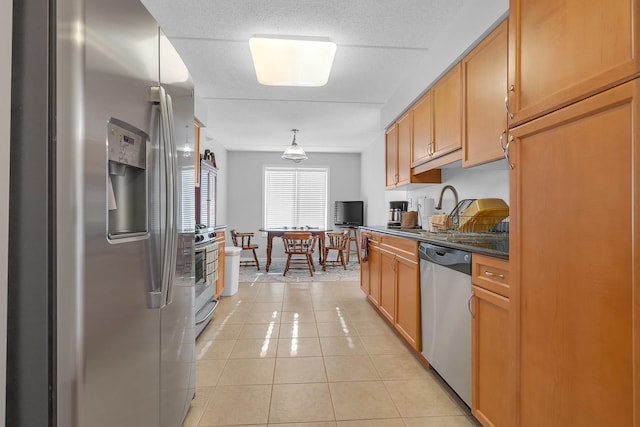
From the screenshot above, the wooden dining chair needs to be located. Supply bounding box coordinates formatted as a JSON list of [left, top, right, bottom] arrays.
[[322, 229, 350, 271], [230, 229, 260, 270], [282, 232, 317, 276]]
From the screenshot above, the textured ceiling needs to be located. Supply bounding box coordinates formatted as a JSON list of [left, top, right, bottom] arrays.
[[140, 0, 494, 153]]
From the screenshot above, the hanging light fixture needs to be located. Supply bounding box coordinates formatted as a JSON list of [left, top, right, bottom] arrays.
[[282, 129, 308, 162]]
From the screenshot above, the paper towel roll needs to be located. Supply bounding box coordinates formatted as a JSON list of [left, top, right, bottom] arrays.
[[422, 197, 435, 216], [421, 198, 434, 230]]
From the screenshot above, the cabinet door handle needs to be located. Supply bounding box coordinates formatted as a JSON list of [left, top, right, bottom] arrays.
[[499, 129, 507, 151], [484, 270, 505, 279], [505, 84, 515, 119], [468, 293, 474, 318], [504, 134, 515, 170]]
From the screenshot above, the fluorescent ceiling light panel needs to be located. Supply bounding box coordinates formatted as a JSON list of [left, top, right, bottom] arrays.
[[249, 36, 337, 87]]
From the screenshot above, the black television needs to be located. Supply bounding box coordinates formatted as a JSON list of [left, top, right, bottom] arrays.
[[334, 201, 364, 226]]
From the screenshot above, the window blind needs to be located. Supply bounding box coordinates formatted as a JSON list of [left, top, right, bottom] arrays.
[[199, 168, 216, 227], [264, 167, 328, 229], [181, 168, 196, 230]]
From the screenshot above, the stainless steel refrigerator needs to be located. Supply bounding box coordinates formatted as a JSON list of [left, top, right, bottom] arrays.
[[8, 0, 196, 425]]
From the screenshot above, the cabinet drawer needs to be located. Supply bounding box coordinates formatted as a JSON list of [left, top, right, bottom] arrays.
[[472, 254, 509, 298], [380, 234, 418, 260]]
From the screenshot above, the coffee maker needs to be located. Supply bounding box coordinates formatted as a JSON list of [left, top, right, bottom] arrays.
[[387, 201, 408, 228]]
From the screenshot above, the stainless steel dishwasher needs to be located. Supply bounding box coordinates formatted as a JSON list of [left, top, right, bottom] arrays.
[[419, 242, 472, 407]]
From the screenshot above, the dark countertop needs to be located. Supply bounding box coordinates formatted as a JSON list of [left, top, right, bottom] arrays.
[[360, 225, 509, 260]]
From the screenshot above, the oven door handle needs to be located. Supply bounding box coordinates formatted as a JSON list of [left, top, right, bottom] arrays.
[[195, 300, 219, 325]]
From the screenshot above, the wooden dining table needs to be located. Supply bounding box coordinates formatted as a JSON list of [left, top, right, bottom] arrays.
[[259, 228, 331, 272]]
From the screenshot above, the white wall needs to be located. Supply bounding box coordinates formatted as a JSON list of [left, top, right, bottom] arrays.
[[0, 0, 11, 424], [361, 153, 509, 230], [194, 93, 208, 127], [361, 0, 509, 230], [382, 1, 509, 127], [407, 161, 510, 228], [360, 134, 409, 226], [227, 151, 361, 261]]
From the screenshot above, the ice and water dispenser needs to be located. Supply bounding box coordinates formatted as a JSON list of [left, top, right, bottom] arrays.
[[107, 118, 148, 241]]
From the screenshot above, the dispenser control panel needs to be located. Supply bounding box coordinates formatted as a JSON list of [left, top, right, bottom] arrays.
[[107, 119, 146, 169]]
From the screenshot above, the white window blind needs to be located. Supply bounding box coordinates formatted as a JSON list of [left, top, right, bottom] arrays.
[[264, 167, 328, 229], [180, 167, 196, 230], [200, 167, 217, 227]]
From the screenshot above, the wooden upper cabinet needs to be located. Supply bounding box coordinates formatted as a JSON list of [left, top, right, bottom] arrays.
[[432, 63, 463, 158], [385, 124, 398, 188], [463, 20, 508, 168], [386, 114, 441, 188], [508, 0, 640, 126], [411, 91, 433, 165], [396, 112, 412, 186]]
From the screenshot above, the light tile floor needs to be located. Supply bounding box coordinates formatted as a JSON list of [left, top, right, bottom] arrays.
[[183, 280, 479, 427]]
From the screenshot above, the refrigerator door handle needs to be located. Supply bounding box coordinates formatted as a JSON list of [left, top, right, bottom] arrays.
[[146, 100, 164, 309], [164, 89, 178, 305], [156, 86, 173, 308]]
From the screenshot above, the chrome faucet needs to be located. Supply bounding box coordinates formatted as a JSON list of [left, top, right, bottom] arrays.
[[435, 185, 459, 210]]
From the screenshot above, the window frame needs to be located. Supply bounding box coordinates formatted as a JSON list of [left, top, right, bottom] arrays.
[[262, 165, 330, 230]]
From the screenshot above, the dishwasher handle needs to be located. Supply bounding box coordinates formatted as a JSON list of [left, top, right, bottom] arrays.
[[419, 243, 471, 275]]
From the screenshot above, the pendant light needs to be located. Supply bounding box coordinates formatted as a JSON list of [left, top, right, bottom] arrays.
[[281, 129, 308, 162]]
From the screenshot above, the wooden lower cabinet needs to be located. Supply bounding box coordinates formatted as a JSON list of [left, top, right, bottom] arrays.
[[471, 254, 512, 427], [360, 231, 421, 352], [215, 230, 225, 298], [394, 254, 420, 351], [360, 248, 370, 295], [378, 249, 396, 323], [367, 244, 381, 306], [472, 285, 511, 427], [510, 80, 639, 426]]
